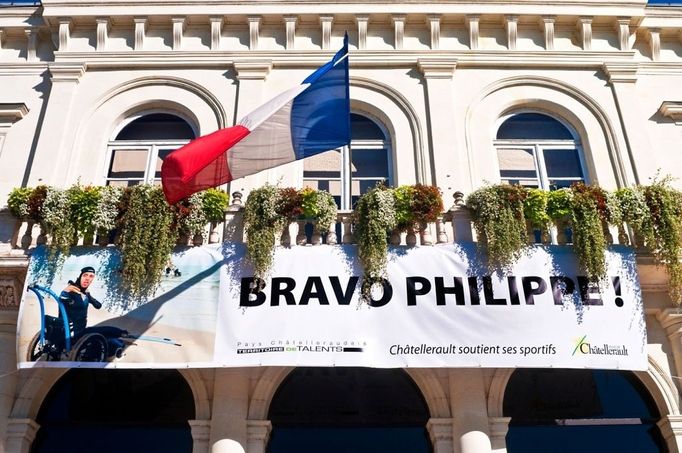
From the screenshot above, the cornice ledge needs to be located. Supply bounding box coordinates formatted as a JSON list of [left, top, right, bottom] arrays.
[[233, 59, 272, 80], [417, 57, 457, 79], [47, 61, 86, 82], [602, 61, 638, 83], [0, 103, 29, 125], [659, 101, 682, 125]]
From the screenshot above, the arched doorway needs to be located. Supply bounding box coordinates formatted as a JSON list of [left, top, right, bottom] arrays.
[[504, 369, 667, 452], [31, 369, 195, 453], [267, 367, 432, 453]]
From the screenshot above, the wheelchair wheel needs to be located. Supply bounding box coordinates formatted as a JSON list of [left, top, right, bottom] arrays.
[[26, 332, 55, 361], [69, 333, 107, 362]]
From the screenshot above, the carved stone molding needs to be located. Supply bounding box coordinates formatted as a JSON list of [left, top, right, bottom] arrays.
[[0, 103, 29, 125], [0, 277, 19, 310], [659, 101, 682, 125]]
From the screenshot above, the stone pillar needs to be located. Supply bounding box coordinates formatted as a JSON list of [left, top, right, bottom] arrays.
[[392, 15, 405, 50], [657, 414, 682, 453], [427, 15, 441, 50], [190, 419, 211, 453], [284, 16, 297, 50], [230, 60, 272, 195], [209, 369, 249, 452], [466, 16, 479, 50], [541, 17, 555, 50], [603, 62, 655, 185], [320, 16, 333, 50], [489, 417, 511, 452], [134, 17, 147, 51], [505, 16, 518, 51], [5, 419, 39, 453], [0, 103, 28, 160], [0, 306, 19, 450], [172, 17, 186, 51], [96, 18, 109, 51], [450, 369, 492, 453], [417, 58, 457, 188], [356, 15, 369, 50], [246, 420, 271, 453], [248, 16, 261, 51], [27, 62, 85, 186], [210, 17, 223, 51], [427, 418, 454, 453]]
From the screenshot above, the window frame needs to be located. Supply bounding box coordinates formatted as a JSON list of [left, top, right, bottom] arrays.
[[494, 111, 588, 190], [302, 113, 393, 210], [104, 111, 196, 187]]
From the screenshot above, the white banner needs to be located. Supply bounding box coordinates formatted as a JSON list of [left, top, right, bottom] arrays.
[[215, 244, 647, 370]]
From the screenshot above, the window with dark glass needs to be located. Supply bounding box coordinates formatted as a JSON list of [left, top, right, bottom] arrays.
[[496, 112, 585, 190], [303, 113, 391, 209], [106, 113, 196, 187]]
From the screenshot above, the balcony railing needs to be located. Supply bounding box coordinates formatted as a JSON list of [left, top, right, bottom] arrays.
[[6, 191, 638, 252]]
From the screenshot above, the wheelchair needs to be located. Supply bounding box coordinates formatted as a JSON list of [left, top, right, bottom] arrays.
[[26, 284, 128, 362]]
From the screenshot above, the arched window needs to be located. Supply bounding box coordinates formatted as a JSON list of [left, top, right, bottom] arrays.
[[495, 112, 586, 190], [504, 369, 667, 452], [32, 369, 195, 452], [105, 112, 196, 187], [303, 113, 391, 209], [267, 367, 431, 453]]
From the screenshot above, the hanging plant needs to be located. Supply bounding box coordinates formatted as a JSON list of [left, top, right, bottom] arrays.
[[392, 185, 414, 232], [276, 187, 304, 221], [411, 184, 444, 226], [176, 193, 208, 239], [299, 187, 337, 234], [41, 186, 76, 259], [201, 188, 229, 224], [27, 185, 48, 224], [466, 184, 528, 271], [568, 183, 620, 282], [354, 185, 397, 300], [7, 187, 34, 220], [68, 185, 102, 239], [546, 188, 573, 222], [92, 185, 123, 238], [243, 184, 288, 285], [117, 185, 177, 298], [523, 189, 550, 230], [620, 179, 682, 303]]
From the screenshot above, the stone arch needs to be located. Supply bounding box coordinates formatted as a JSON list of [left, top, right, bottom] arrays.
[[464, 76, 631, 193], [486, 356, 680, 419], [350, 77, 429, 185], [12, 367, 207, 421], [248, 366, 450, 421], [66, 76, 229, 185]]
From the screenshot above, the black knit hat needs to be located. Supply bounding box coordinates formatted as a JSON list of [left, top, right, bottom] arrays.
[[80, 266, 96, 275]]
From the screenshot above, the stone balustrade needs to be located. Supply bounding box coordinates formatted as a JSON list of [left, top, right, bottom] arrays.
[[4, 190, 637, 251]]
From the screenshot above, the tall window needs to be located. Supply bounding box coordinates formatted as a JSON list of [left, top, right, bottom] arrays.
[[106, 113, 196, 187], [303, 113, 391, 209], [495, 112, 586, 190]]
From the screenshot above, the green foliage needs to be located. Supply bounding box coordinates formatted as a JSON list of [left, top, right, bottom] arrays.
[[393, 185, 414, 231], [27, 185, 48, 223], [244, 184, 288, 282], [354, 185, 397, 301], [201, 188, 229, 224], [569, 183, 609, 281], [117, 185, 177, 298], [298, 187, 337, 233], [546, 188, 572, 221], [40, 187, 76, 260], [637, 180, 682, 303], [523, 189, 550, 228], [92, 185, 123, 234], [68, 185, 102, 237], [178, 193, 208, 236], [466, 184, 528, 271], [7, 187, 33, 219]]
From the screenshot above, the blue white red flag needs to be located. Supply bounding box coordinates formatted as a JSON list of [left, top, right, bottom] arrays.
[[162, 35, 350, 204]]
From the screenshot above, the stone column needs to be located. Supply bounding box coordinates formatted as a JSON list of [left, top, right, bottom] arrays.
[[0, 103, 29, 160], [5, 419, 39, 453], [27, 62, 85, 186], [450, 369, 492, 453], [229, 60, 272, 194], [489, 417, 511, 452], [427, 418, 454, 453], [603, 62, 655, 185], [417, 58, 458, 188], [246, 420, 271, 453], [657, 414, 682, 453], [190, 419, 211, 453], [209, 369, 249, 453], [0, 304, 19, 450]]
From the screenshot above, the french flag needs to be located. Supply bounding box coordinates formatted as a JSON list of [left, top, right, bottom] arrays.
[[161, 36, 350, 204]]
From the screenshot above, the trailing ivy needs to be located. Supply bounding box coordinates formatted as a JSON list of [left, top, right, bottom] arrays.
[[354, 185, 396, 300], [299, 187, 337, 234], [243, 184, 287, 285], [42, 187, 76, 259], [569, 183, 610, 281], [201, 188, 229, 224], [466, 184, 528, 271], [117, 185, 177, 299], [68, 185, 102, 239], [7, 187, 33, 220], [92, 185, 123, 237]]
